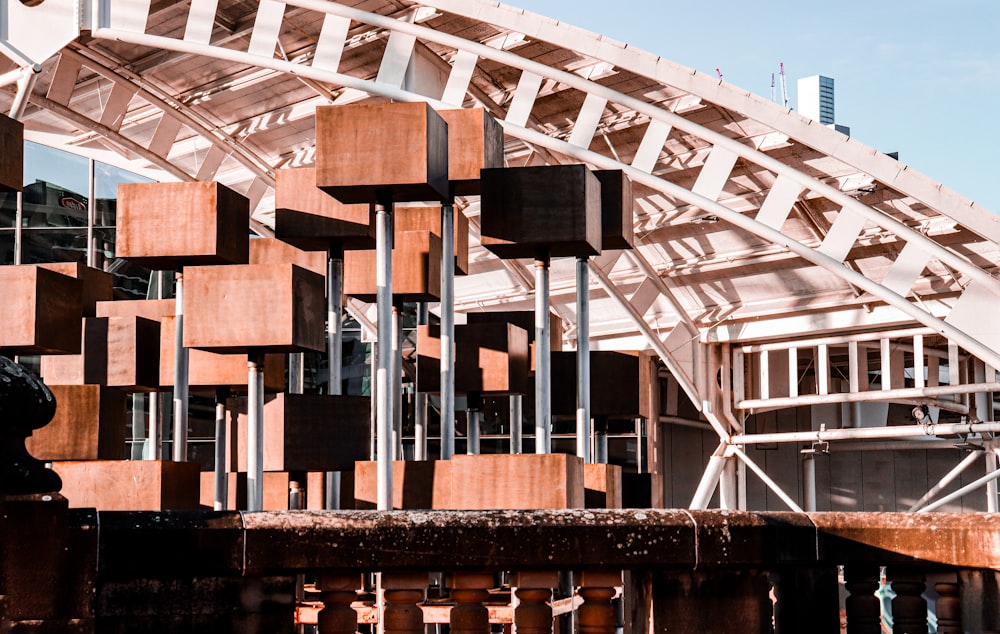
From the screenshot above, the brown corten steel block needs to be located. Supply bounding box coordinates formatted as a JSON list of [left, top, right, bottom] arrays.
[[25, 384, 126, 461], [415, 324, 442, 393], [274, 167, 375, 251], [227, 393, 371, 472], [465, 310, 563, 372], [0, 113, 23, 192], [551, 351, 641, 418], [160, 315, 285, 391], [584, 463, 623, 509], [594, 169, 634, 250], [417, 321, 529, 395], [51, 460, 201, 510], [316, 101, 449, 204], [395, 205, 469, 275], [250, 236, 328, 275], [116, 181, 249, 269], [354, 460, 440, 510], [455, 322, 529, 395], [38, 261, 114, 317], [344, 230, 442, 301], [40, 316, 161, 390], [0, 265, 82, 354], [183, 263, 326, 353], [200, 471, 248, 510], [441, 454, 585, 510], [439, 108, 504, 196], [480, 164, 602, 259], [96, 298, 175, 320]]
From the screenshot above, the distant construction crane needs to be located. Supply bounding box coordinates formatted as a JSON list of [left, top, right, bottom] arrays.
[[779, 62, 789, 108]]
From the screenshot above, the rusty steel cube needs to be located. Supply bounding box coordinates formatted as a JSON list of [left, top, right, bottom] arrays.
[[249, 236, 328, 275], [344, 230, 441, 302], [594, 169, 635, 250], [316, 102, 449, 204], [116, 181, 249, 269], [455, 321, 529, 395], [25, 384, 126, 461], [439, 108, 504, 196], [40, 316, 161, 391], [183, 263, 325, 354], [96, 298, 175, 321], [273, 167, 375, 251], [395, 205, 470, 275], [52, 460, 202, 511], [551, 351, 641, 418], [480, 164, 602, 259], [0, 113, 23, 192], [0, 265, 82, 355], [38, 262, 114, 318], [159, 315, 285, 392], [227, 393, 371, 473], [439, 454, 585, 510]]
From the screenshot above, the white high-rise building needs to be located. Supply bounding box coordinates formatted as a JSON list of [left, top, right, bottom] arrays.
[[798, 75, 850, 135]]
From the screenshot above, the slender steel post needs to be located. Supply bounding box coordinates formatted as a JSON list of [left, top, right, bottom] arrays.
[[172, 270, 189, 462], [391, 302, 403, 461], [440, 204, 456, 459], [467, 407, 480, 455], [130, 394, 145, 460], [247, 352, 265, 511], [415, 303, 428, 461], [802, 453, 817, 512], [214, 387, 229, 511], [510, 395, 522, 454], [576, 256, 591, 463], [534, 253, 551, 454], [595, 425, 608, 463], [325, 247, 344, 508], [86, 158, 96, 268], [988, 448, 1000, 514], [375, 198, 394, 511], [145, 391, 160, 459]]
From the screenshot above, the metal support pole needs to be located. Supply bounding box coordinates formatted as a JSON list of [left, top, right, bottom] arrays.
[[690, 443, 729, 509], [510, 395, 522, 454], [802, 453, 817, 512], [440, 204, 456, 460], [326, 248, 344, 509], [988, 448, 1000, 513], [467, 407, 480, 455], [247, 353, 265, 512], [145, 392, 160, 459], [130, 394, 145, 460], [576, 256, 591, 463], [172, 270, 189, 462], [214, 387, 229, 511], [375, 199, 394, 511], [415, 304, 429, 461], [87, 158, 96, 268], [595, 425, 608, 464], [535, 253, 551, 454], [720, 457, 738, 510], [391, 302, 402, 461]]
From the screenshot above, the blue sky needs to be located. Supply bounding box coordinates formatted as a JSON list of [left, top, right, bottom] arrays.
[[513, 0, 1000, 213]]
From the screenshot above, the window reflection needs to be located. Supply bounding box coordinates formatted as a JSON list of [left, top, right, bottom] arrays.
[[12, 142, 157, 297]]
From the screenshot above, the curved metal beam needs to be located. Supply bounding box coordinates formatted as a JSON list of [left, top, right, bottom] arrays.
[[88, 19, 1000, 370], [279, 0, 999, 295]]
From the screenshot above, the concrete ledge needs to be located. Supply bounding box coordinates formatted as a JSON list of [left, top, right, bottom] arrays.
[[88, 509, 1000, 579]]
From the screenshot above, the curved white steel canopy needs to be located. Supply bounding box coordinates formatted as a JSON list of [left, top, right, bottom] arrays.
[[2, 0, 998, 410]]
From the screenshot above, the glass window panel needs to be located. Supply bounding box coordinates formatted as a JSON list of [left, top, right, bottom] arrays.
[[22, 143, 89, 231], [0, 230, 13, 264], [0, 191, 15, 228], [94, 161, 152, 229], [21, 228, 87, 264]]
